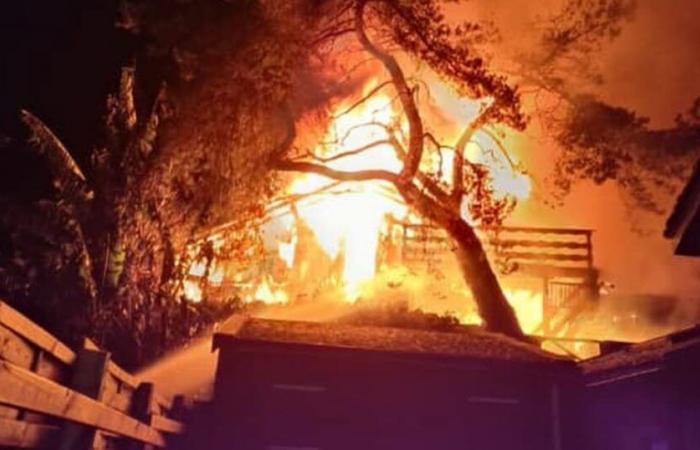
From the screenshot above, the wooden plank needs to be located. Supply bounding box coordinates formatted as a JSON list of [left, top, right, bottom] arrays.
[[130, 383, 156, 450], [500, 251, 590, 263], [488, 226, 593, 236], [102, 374, 133, 413], [59, 349, 110, 450], [85, 338, 141, 391], [21, 348, 49, 424], [153, 393, 173, 413], [515, 264, 596, 279], [108, 361, 139, 390], [148, 414, 185, 434], [0, 360, 166, 447], [83, 338, 100, 351], [0, 418, 58, 448], [489, 239, 589, 250], [92, 431, 108, 450], [0, 301, 76, 365], [35, 351, 68, 384], [0, 404, 20, 420], [84, 335, 176, 416], [0, 324, 36, 370]]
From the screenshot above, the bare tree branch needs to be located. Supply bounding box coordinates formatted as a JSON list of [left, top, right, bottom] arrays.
[[334, 80, 394, 118], [452, 111, 491, 203], [325, 120, 391, 146], [136, 82, 169, 159], [119, 67, 138, 131], [355, 0, 424, 183], [273, 159, 399, 184], [301, 139, 393, 163]]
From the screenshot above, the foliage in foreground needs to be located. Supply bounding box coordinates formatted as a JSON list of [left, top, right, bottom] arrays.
[[0, 1, 300, 368]]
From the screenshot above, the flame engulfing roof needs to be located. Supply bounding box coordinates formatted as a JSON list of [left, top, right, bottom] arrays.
[[214, 315, 570, 366]]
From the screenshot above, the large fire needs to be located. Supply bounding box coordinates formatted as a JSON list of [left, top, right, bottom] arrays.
[[285, 83, 406, 299], [183, 80, 544, 332], [254, 79, 541, 328]]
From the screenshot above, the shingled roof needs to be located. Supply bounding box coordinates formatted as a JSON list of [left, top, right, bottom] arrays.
[[665, 157, 700, 255], [214, 315, 570, 366], [580, 324, 700, 376]]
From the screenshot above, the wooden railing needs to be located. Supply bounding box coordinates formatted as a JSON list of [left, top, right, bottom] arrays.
[[393, 222, 596, 278], [0, 301, 187, 449]]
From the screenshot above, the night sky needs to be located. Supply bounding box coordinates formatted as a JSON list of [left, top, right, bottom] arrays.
[[0, 0, 132, 198]]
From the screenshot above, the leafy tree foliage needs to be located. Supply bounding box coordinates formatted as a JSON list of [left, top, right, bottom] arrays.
[[0, 0, 307, 367], [514, 0, 700, 213], [554, 96, 700, 213]]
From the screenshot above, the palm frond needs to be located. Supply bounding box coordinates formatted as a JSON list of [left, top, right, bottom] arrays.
[[20, 110, 93, 202]]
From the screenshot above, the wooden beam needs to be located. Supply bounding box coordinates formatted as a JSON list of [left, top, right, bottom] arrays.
[[58, 349, 110, 450], [489, 226, 593, 236], [0, 418, 58, 448], [0, 360, 166, 447], [153, 392, 173, 413], [489, 239, 589, 250], [515, 264, 596, 279], [85, 337, 144, 392], [148, 414, 185, 434], [130, 382, 156, 450], [501, 252, 590, 262], [108, 360, 139, 390], [0, 301, 76, 365], [170, 395, 192, 421]]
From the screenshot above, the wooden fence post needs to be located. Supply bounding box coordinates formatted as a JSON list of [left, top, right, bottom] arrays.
[[130, 382, 156, 450], [58, 348, 110, 450], [171, 395, 186, 421]]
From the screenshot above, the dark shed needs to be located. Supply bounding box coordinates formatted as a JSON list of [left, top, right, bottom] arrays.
[[575, 326, 700, 450], [207, 315, 576, 450]]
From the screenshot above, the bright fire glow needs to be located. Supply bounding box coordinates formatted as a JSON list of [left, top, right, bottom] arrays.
[[450, 289, 543, 334], [254, 277, 288, 304], [505, 288, 544, 334], [277, 79, 534, 306], [182, 259, 225, 303], [286, 83, 407, 300], [195, 79, 539, 334]]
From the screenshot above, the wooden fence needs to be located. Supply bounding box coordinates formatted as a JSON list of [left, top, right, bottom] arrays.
[[0, 301, 187, 449]]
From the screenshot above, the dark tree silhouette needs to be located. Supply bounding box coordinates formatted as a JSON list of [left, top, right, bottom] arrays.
[[511, 0, 700, 214]]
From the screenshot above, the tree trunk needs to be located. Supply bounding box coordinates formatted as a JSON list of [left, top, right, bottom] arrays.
[[398, 183, 526, 340], [447, 219, 526, 340]]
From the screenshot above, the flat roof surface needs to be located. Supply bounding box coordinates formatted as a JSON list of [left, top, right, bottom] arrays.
[[214, 315, 570, 366], [581, 325, 700, 374]]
